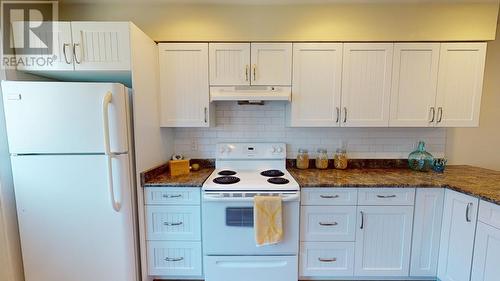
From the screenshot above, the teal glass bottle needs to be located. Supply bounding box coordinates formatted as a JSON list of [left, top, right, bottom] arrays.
[[408, 141, 434, 172]]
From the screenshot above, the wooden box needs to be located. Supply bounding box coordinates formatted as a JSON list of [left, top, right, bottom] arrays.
[[168, 159, 190, 176]]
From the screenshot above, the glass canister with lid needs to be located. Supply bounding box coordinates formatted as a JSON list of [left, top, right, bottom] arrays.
[[296, 148, 310, 169], [315, 148, 329, 169], [334, 148, 348, 170]]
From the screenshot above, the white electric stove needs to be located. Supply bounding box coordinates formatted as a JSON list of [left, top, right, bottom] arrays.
[[202, 143, 300, 281]]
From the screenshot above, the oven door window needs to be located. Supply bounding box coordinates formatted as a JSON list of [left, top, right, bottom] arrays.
[[226, 207, 254, 227]]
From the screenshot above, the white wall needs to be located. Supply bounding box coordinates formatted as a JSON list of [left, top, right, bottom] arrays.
[[174, 102, 446, 159]]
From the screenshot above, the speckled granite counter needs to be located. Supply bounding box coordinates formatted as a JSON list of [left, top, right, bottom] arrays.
[[141, 160, 214, 187], [288, 165, 500, 205]]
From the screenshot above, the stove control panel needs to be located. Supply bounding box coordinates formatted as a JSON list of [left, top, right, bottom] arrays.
[[217, 143, 286, 159]]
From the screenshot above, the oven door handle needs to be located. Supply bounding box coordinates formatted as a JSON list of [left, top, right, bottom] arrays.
[[203, 193, 300, 202]]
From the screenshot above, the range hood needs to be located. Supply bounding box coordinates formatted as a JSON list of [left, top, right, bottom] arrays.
[[210, 86, 291, 102]]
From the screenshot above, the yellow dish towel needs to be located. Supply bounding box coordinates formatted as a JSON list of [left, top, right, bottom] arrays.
[[254, 195, 283, 247]]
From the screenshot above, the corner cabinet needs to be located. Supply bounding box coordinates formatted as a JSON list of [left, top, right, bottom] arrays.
[[158, 43, 211, 127], [437, 189, 479, 281], [435, 43, 487, 127]]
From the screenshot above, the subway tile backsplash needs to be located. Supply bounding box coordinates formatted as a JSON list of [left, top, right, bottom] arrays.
[[173, 102, 446, 159]]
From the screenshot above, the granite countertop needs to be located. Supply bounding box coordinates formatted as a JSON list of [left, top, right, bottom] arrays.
[[141, 160, 214, 187], [288, 165, 500, 205]]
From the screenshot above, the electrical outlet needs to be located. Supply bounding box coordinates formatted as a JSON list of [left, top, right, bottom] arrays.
[[191, 140, 198, 151]]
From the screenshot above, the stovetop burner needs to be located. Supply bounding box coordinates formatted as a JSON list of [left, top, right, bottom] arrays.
[[218, 170, 237, 176], [267, 177, 290, 185], [260, 169, 285, 177], [213, 176, 240, 185]]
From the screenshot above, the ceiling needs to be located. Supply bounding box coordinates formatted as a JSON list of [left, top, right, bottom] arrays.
[[59, 0, 499, 5]]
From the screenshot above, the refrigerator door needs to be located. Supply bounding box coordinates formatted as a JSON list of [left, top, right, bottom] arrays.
[[11, 154, 138, 281], [1, 81, 129, 154]]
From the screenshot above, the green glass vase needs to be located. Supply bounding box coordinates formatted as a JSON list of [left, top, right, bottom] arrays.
[[408, 141, 434, 172]]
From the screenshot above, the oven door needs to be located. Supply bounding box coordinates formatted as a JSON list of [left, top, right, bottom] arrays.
[[202, 191, 300, 255]]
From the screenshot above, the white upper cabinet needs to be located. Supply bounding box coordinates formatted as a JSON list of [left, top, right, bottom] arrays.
[[390, 43, 440, 127], [288, 43, 343, 127], [354, 205, 414, 276], [71, 22, 131, 71], [435, 43, 486, 127], [13, 22, 74, 71], [341, 43, 393, 127], [209, 43, 250, 85], [158, 43, 210, 127], [250, 43, 292, 85], [438, 189, 479, 281]]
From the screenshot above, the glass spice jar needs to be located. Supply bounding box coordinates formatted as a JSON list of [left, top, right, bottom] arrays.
[[296, 148, 310, 169], [334, 148, 348, 170], [315, 148, 329, 169]]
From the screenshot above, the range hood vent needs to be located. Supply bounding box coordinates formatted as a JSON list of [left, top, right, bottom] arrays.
[[210, 86, 291, 102]]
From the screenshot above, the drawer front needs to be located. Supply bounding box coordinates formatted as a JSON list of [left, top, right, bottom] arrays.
[[146, 206, 201, 240], [300, 242, 355, 277], [301, 188, 358, 206], [301, 206, 356, 242], [147, 241, 202, 277], [144, 187, 200, 205], [478, 200, 500, 229], [358, 188, 415, 205]]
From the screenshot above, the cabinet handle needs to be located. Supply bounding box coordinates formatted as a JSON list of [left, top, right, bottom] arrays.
[[437, 107, 443, 123], [319, 222, 338, 226], [360, 211, 364, 229], [320, 194, 339, 199], [164, 221, 183, 226], [63, 43, 72, 64], [377, 195, 396, 198], [336, 107, 340, 123], [318, 258, 337, 262], [165, 257, 184, 262], [245, 65, 249, 81], [466, 202, 473, 222], [73, 43, 81, 64], [429, 107, 435, 123], [343, 107, 347, 123], [253, 64, 257, 81], [204, 107, 208, 123], [162, 194, 182, 198]]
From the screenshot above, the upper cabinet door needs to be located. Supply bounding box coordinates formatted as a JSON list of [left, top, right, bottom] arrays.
[[158, 43, 210, 127], [250, 43, 292, 86], [435, 43, 487, 127], [437, 189, 479, 281], [341, 43, 393, 127], [289, 43, 343, 127], [13, 22, 74, 71], [71, 22, 131, 71], [209, 43, 250, 86], [390, 43, 440, 127]]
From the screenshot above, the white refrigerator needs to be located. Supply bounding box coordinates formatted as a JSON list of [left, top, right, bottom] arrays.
[[1, 81, 139, 281]]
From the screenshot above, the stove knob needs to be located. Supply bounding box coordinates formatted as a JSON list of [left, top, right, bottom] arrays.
[[226, 146, 233, 153], [277, 147, 283, 153], [220, 147, 226, 154], [271, 147, 277, 153]]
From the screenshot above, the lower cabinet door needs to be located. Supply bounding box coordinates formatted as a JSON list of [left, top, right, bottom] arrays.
[[147, 241, 202, 277], [437, 189, 478, 281], [471, 222, 500, 281], [300, 242, 355, 277], [354, 206, 414, 276], [204, 255, 297, 281]]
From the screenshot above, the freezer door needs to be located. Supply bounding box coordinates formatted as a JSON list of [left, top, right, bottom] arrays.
[[11, 154, 138, 281], [1, 81, 129, 154]]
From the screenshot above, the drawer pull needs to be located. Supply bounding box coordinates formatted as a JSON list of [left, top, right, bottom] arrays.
[[163, 194, 182, 198], [376, 195, 396, 198], [318, 257, 337, 262], [164, 221, 183, 226], [165, 257, 184, 262], [320, 195, 339, 199], [319, 222, 338, 226]]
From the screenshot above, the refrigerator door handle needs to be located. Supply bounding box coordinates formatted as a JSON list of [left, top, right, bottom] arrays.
[[103, 92, 121, 212]]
